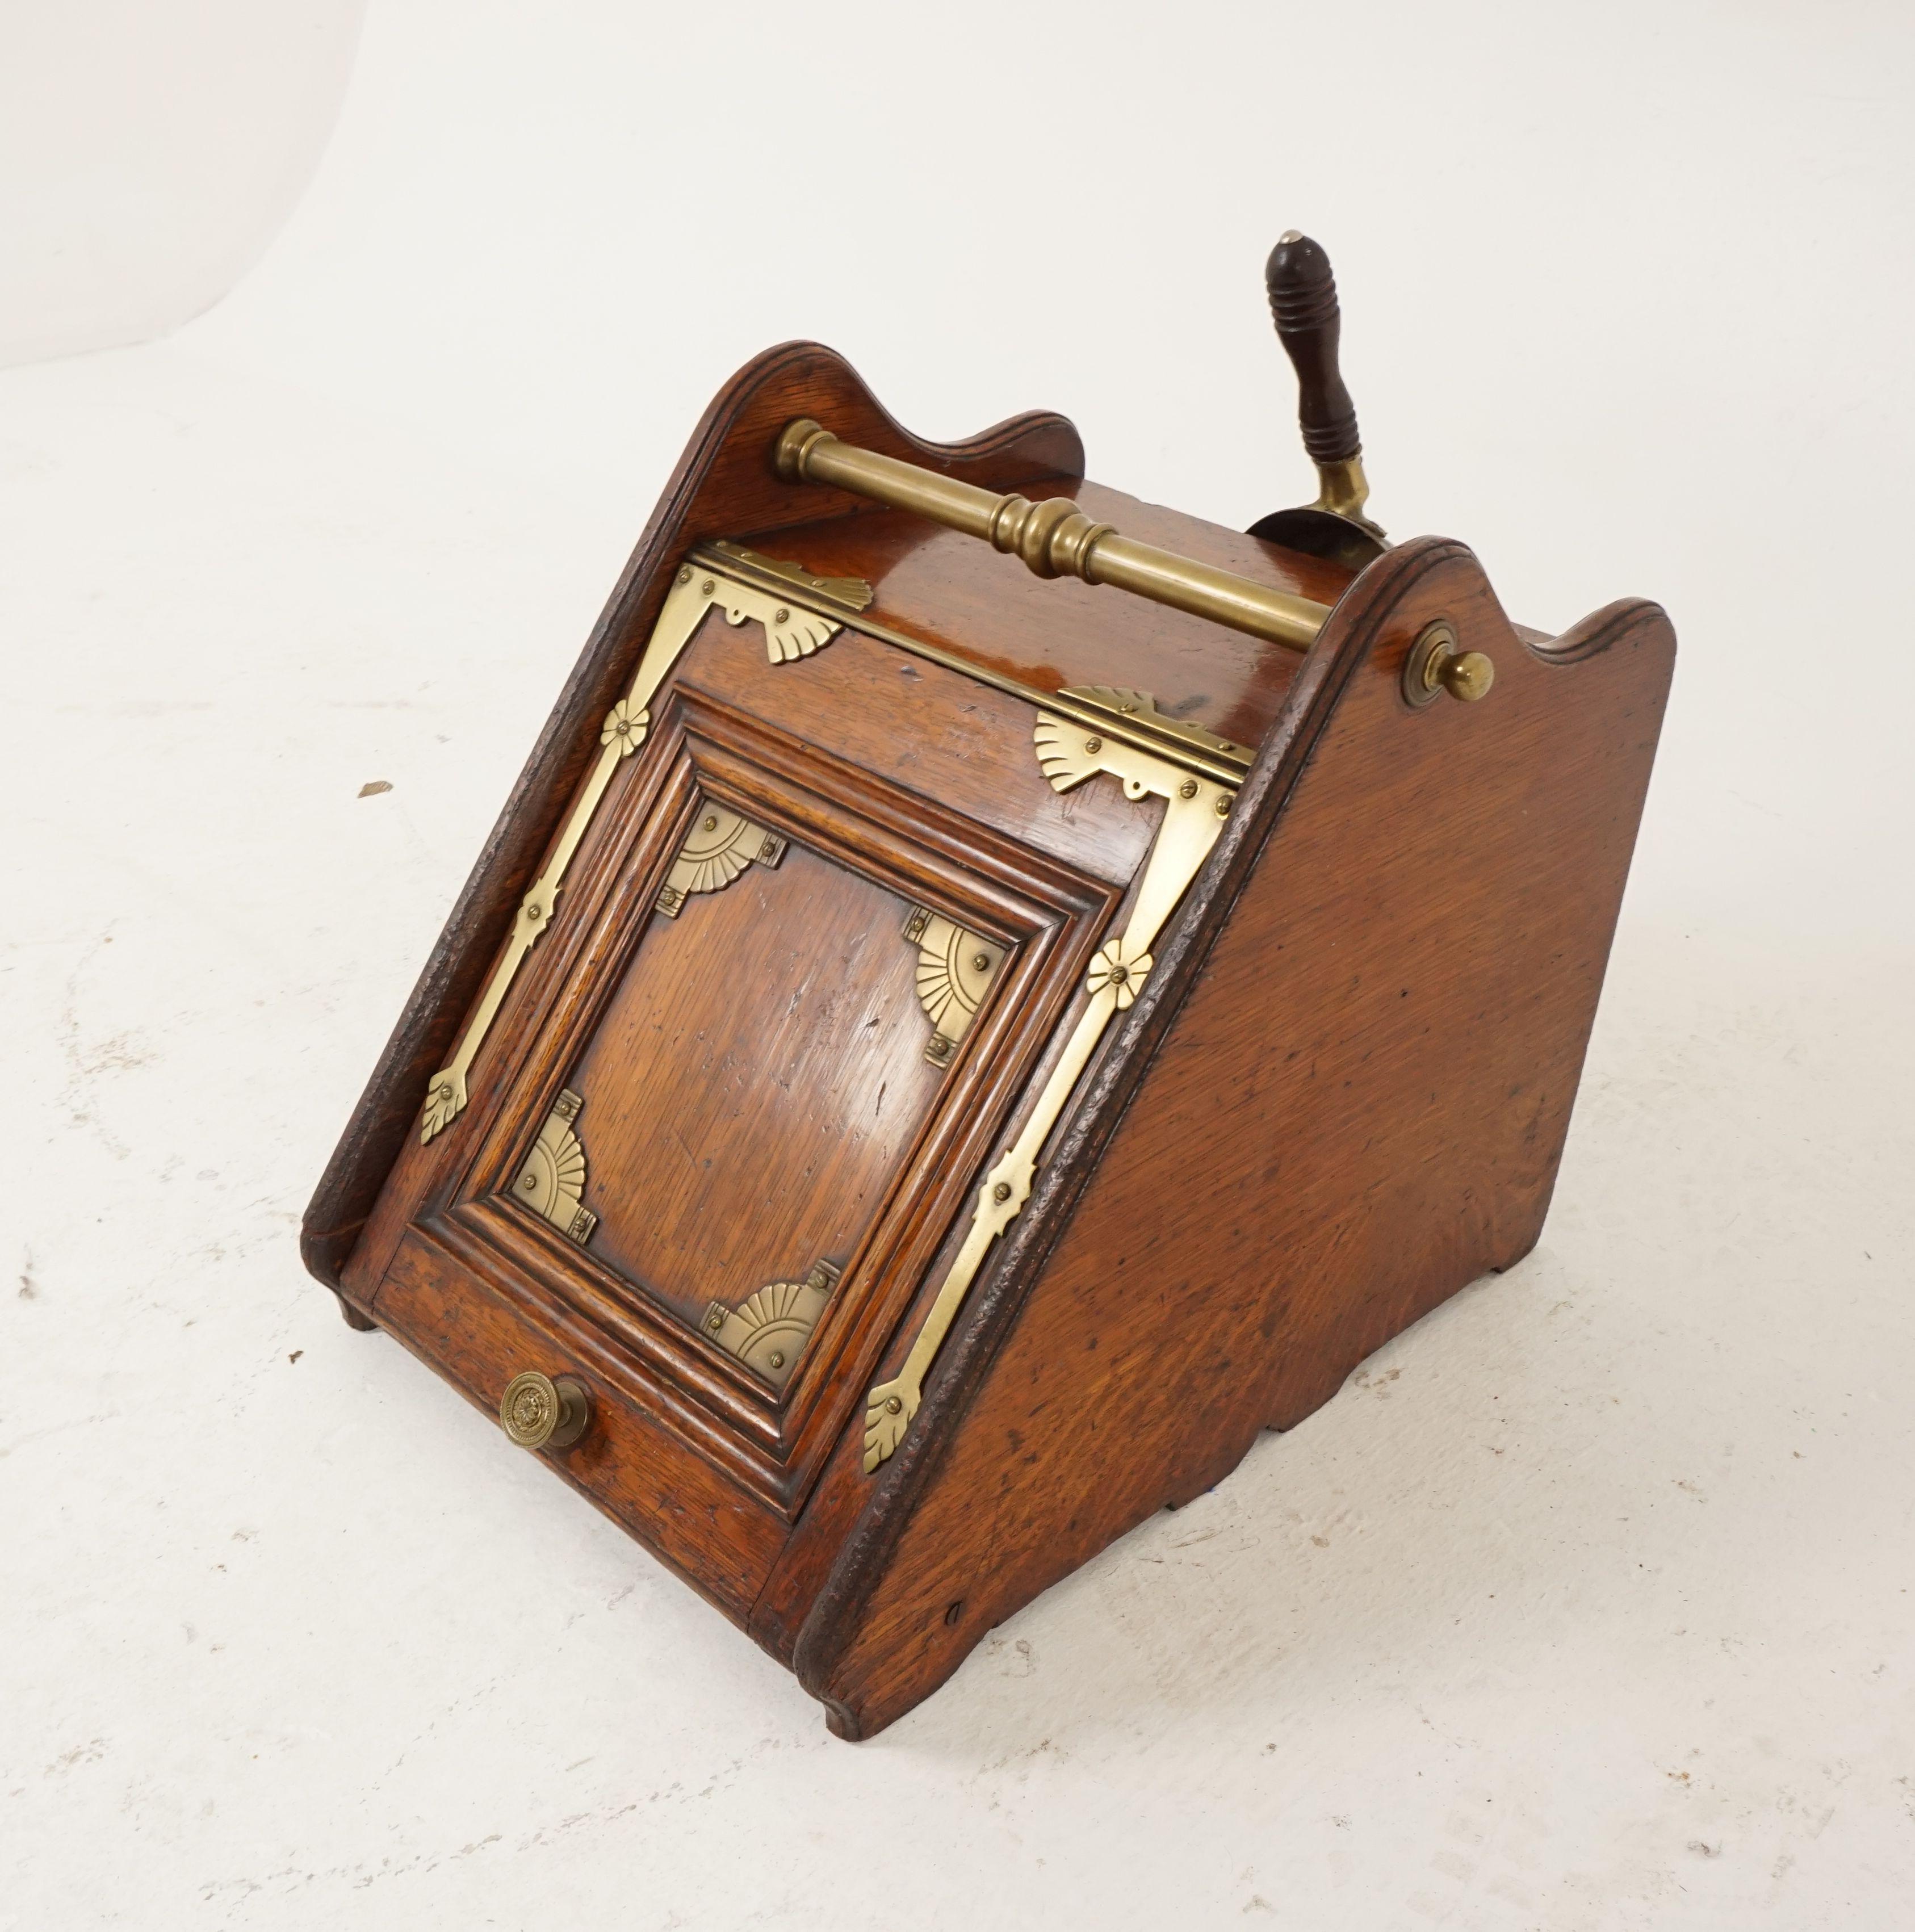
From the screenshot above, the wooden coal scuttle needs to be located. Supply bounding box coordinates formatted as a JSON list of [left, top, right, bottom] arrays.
[[303, 235, 1675, 1737]]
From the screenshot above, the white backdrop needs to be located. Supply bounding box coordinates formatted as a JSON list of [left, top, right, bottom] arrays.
[[0, 1, 366, 366], [4, 3, 1912, 1927]]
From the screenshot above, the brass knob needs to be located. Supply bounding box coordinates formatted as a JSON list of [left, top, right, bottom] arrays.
[[1441, 649, 1495, 701], [1403, 621, 1495, 707], [499, 1370, 590, 1451]]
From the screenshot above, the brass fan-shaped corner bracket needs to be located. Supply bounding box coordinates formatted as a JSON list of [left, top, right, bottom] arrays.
[[513, 1088, 597, 1245], [702, 1259, 842, 1392], [902, 906, 1005, 1068], [656, 804, 787, 917], [707, 542, 874, 663]]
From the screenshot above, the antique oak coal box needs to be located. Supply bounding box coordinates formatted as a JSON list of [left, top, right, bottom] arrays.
[[303, 236, 1674, 1737]]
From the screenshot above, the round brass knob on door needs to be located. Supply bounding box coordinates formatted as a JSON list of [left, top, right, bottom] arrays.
[[1402, 620, 1495, 708], [499, 1370, 591, 1451]]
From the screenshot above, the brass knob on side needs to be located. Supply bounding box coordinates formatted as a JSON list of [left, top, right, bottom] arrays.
[[499, 1371, 590, 1451], [1403, 621, 1495, 708]]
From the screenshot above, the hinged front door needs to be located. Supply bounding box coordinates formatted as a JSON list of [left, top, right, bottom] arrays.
[[419, 684, 1117, 1518]]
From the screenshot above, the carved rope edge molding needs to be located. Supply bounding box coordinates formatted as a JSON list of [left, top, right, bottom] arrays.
[[418, 554, 871, 1142], [861, 719, 1237, 1471]]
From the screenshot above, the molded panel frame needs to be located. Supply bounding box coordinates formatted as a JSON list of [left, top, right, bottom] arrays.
[[378, 684, 1122, 1519]]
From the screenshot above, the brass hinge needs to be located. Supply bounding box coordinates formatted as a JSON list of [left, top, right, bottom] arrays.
[[1056, 685, 1254, 769], [707, 541, 875, 623], [688, 545, 1255, 787]]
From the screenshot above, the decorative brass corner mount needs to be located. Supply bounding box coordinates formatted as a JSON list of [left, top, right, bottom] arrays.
[[902, 906, 1005, 1068], [685, 552, 870, 665], [703, 1258, 841, 1392], [513, 1087, 597, 1244], [657, 805, 787, 917]]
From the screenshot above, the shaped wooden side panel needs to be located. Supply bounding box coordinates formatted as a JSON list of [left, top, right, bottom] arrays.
[[795, 539, 1675, 1737]]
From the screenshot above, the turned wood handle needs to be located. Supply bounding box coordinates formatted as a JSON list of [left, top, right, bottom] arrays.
[[1266, 231, 1361, 467]]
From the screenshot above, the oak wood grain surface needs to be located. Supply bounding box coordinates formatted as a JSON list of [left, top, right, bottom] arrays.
[[336, 613, 1142, 1329], [673, 608, 1159, 889], [335, 647, 1126, 1575], [571, 841, 944, 1327], [372, 1230, 787, 1623]]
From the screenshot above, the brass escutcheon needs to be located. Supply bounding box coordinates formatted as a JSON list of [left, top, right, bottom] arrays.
[[498, 1370, 591, 1451]]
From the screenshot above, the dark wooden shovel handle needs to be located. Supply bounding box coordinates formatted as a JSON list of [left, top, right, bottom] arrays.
[[1266, 231, 1361, 467]]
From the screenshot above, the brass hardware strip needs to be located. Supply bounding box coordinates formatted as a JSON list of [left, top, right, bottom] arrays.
[[774, 420, 1332, 653], [418, 556, 870, 1142], [688, 545, 1252, 785], [706, 542, 876, 628], [1057, 685, 1254, 766], [862, 723, 1234, 1470]]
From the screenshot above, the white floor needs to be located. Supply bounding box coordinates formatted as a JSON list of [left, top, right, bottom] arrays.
[[4, 321, 1911, 1932], [6, 5, 1914, 1925]]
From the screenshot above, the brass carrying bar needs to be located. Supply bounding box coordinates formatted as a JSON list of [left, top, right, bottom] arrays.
[[774, 421, 1330, 653]]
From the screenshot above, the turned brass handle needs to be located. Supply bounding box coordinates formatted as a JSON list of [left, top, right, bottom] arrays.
[[499, 1371, 590, 1451], [1403, 622, 1495, 707], [776, 418, 1332, 653]]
